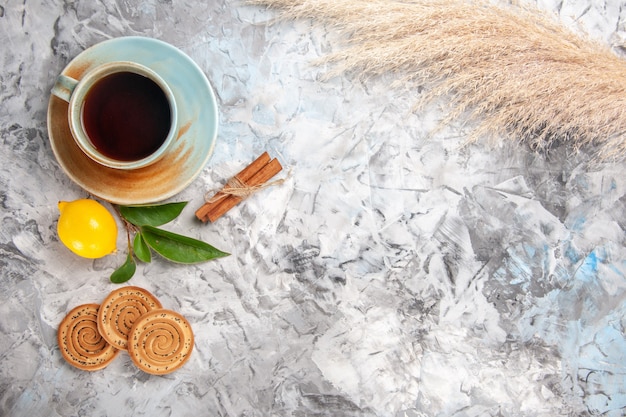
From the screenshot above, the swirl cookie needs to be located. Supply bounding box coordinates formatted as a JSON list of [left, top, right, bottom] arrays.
[[97, 286, 162, 350], [57, 303, 119, 371], [127, 309, 194, 375]]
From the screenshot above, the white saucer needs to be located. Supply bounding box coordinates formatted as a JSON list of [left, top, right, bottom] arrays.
[[47, 36, 218, 205]]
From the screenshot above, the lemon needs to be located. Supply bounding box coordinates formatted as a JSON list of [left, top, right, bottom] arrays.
[[57, 199, 117, 259]]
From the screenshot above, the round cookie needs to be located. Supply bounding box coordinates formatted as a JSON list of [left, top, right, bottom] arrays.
[[127, 309, 194, 375], [57, 303, 119, 371], [97, 286, 162, 350]]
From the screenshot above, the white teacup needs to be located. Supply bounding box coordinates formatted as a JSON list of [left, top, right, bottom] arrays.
[[51, 61, 178, 170]]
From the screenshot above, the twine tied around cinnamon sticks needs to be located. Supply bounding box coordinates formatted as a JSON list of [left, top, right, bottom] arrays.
[[195, 152, 284, 223]]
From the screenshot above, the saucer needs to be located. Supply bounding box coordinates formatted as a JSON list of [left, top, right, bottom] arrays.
[[47, 36, 218, 205]]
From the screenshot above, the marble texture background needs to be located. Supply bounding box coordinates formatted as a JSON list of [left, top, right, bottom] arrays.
[[1, 0, 626, 416]]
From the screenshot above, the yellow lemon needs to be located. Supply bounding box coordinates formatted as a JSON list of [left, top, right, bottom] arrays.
[[57, 199, 117, 259]]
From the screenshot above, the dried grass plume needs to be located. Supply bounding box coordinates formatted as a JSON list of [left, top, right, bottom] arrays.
[[249, 0, 626, 160]]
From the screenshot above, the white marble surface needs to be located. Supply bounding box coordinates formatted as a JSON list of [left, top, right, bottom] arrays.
[[2, 0, 626, 416]]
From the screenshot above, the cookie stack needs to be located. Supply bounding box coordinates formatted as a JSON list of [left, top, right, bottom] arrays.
[[57, 286, 194, 375]]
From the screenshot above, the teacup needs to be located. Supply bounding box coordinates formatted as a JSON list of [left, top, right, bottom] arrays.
[[51, 61, 178, 170]]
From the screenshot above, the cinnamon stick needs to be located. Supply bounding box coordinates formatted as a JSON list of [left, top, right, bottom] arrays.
[[195, 152, 270, 221], [195, 152, 283, 223]]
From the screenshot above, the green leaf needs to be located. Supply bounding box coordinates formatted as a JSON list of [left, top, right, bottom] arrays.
[[140, 225, 229, 264], [119, 202, 188, 227], [110, 253, 137, 283], [133, 233, 152, 263]]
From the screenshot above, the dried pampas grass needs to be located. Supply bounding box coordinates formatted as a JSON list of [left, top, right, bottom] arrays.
[[249, 0, 626, 160]]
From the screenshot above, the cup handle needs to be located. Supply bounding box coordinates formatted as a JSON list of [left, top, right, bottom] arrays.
[[51, 74, 78, 102]]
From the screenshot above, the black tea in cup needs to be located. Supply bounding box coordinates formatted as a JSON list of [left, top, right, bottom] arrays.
[[81, 71, 172, 162]]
